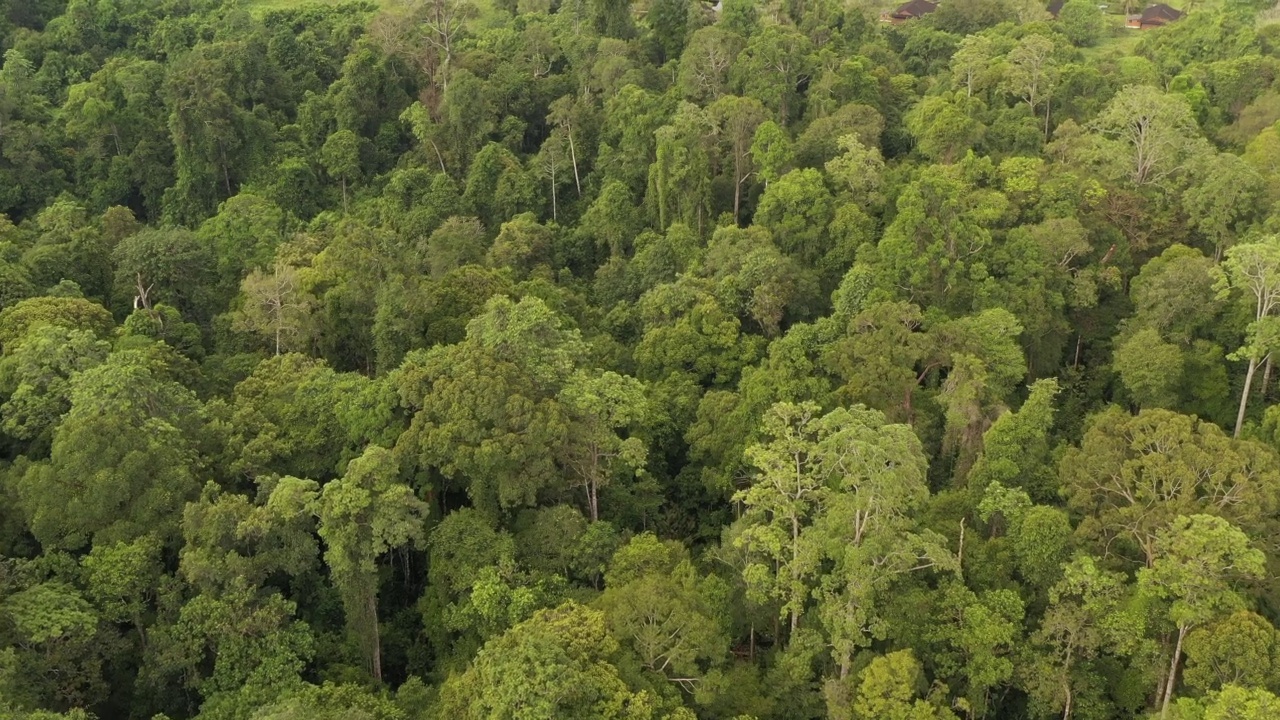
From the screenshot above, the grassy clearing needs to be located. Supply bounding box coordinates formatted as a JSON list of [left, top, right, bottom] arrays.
[[1081, 23, 1144, 58]]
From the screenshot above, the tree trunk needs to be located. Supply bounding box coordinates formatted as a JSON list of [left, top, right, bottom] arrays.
[[790, 513, 800, 634], [341, 176, 348, 215], [1159, 625, 1187, 719], [550, 169, 557, 221], [1061, 643, 1074, 720], [733, 150, 744, 224], [1044, 94, 1052, 141], [567, 128, 581, 196], [1264, 355, 1274, 399], [219, 138, 232, 197], [1235, 355, 1260, 439], [134, 611, 148, 650], [369, 591, 383, 684]]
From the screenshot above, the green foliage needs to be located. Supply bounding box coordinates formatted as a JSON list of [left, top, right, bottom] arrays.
[[436, 602, 660, 719], [1059, 0, 1105, 47], [6, 3, 1280, 718]]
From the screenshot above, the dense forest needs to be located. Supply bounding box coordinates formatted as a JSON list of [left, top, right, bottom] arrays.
[[9, 0, 1280, 717]]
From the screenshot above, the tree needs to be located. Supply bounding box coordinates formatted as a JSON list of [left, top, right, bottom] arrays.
[[81, 534, 163, 645], [647, 0, 690, 63], [1061, 407, 1280, 568], [1139, 515, 1266, 717], [711, 95, 768, 224], [163, 42, 273, 224], [753, 168, 834, 266], [733, 24, 812, 124], [905, 92, 987, 163], [394, 295, 586, 518], [678, 27, 743, 103], [932, 584, 1026, 717], [314, 445, 428, 683], [1091, 84, 1203, 186], [808, 405, 957, 682], [1113, 327, 1186, 410], [227, 353, 386, 482], [750, 120, 792, 188], [648, 103, 715, 233], [1182, 610, 1280, 695], [0, 50, 62, 220], [1059, 0, 1105, 47], [1222, 237, 1280, 437], [436, 602, 661, 719], [847, 650, 958, 720], [596, 534, 729, 684], [558, 371, 649, 522], [0, 325, 110, 447], [196, 193, 289, 295], [735, 402, 830, 636], [233, 262, 313, 356], [548, 95, 587, 199], [14, 348, 207, 550], [321, 130, 361, 215], [2, 582, 102, 709], [966, 378, 1060, 502], [1199, 685, 1280, 720], [146, 576, 313, 714], [1020, 555, 1139, 720], [111, 227, 217, 322], [951, 35, 996, 98], [824, 134, 884, 208], [417, 0, 480, 92], [1003, 35, 1059, 138], [1182, 152, 1266, 259], [536, 131, 569, 221]]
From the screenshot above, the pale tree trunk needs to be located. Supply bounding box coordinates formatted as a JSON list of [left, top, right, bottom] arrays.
[[1160, 625, 1187, 719], [567, 128, 581, 196], [549, 167, 557, 221], [1235, 355, 1261, 439], [1061, 643, 1074, 720], [1264, 355, 1274, 398], [733, 153, 743, 223]]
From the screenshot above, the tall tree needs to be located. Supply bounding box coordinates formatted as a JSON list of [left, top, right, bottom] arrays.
[[735, 401, 830, 636], [1139, 515, 1266, 718], [321, 130, 361, 215], [558, 371, 649, 523], [710, 95, 768, 224], [314, 445, 428, 683], [1061, 407, 1280, 567], [1091, 84, 1203, 187], [1222, 236, 1280, 437]]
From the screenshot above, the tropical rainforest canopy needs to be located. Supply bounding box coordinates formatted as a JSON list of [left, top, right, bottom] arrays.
[[6, 0, 1280, 718]]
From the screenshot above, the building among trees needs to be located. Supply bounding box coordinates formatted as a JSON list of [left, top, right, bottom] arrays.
[[1127, 2, 1184, 28], [883, 0, 939, 23]]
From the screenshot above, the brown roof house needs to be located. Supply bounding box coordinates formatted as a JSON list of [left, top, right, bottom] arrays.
[[882, 0, 938, 23], [1127, 3, 1183, 29]]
